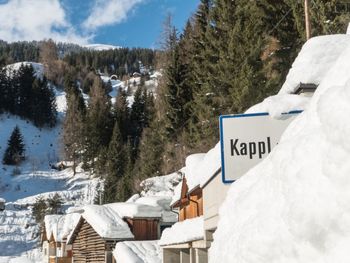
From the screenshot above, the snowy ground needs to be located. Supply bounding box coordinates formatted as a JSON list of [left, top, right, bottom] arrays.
[[210, 34, 350, 263], [0, 76, 101, 261]]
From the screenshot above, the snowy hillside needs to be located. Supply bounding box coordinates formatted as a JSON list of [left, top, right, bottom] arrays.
[[210, 35, 350, 263], [84, 44, 121, 51], [0, 69, 101, 262], [4, 62, 44, 79]]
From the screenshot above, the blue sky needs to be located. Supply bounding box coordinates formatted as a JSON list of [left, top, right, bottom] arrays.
[[0, 0, 200, 48]]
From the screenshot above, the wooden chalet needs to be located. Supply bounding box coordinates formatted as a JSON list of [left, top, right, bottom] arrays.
[[67, 202, 169, 263], [161, 173, 208, 263], [172, 177, 203, 222], [41, 228, 72, 263], [42, 213, 80, 263]]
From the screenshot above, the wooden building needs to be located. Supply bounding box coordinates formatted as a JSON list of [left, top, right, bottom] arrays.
[[160, 164, 209, 263], [68, 201, 173, 263], [172, 177, 203, 221], [42, 213, 80, 263]]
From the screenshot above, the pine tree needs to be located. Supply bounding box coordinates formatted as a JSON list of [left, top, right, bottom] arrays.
[[3, 126, 25, 165], [113, 88, 130, 142], [102, 122, 126, 203], [129, 86, 145, 151], [47, 193, 63, 214], [83, 76, 113, 168], [135, 120, 164, 182], [32, 197, 47, 223], [63, 86, 85, 174], [30, 77, 57, 127]]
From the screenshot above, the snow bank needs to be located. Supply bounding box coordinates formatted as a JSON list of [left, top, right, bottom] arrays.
[[185, 154, 206, 190], [81, 205, 133, 240], [106, 202, 162, 219], [210, 35, 350, 263], [279, 35, 350, 95], [113, 241, 161, 263], [246, 94, 310, 118], [159, 216, 204, 246], [140, 172, 182, 197]]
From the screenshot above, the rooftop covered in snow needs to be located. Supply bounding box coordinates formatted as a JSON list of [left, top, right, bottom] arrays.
[[68, 204, 134, 243], [159, 216, 204, 246], [113, 241, 161, 263], [43, 213, 81, 243]]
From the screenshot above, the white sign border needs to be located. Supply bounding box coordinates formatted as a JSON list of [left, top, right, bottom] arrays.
[[219, 111, 302, 184]]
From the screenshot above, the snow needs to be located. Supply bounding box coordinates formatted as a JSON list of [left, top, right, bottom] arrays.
[[184, 154, 206, 191], [140, 172, 182, 197], [159, 216, 204, 246], [210, 35, 350, 262], [0, 198, 5, 202], [4, 62, 44, 79], [0, 77, 101, 261], [54, 88, 67, 114], [44, 213, 80, 242], [134, 196, 177, 223], [80, 204, 134, 240], [279, 35, 350, 95], [84, 44, 121, 51], [246, 94, 310, 118], [113, 241, 161, 263], [0, 257, 34, 263], [105, 202, 162, 219]]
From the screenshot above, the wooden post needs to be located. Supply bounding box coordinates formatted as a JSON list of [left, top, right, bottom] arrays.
[[304, 0, 311, 40]]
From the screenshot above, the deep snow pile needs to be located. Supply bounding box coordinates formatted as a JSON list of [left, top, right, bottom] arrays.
[[113, 241, 161, 263], [210, 35, 350, 263], [159, 216, 204, 246]]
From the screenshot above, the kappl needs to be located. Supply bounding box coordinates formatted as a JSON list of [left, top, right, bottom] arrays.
[[230, 137, 272, 159]]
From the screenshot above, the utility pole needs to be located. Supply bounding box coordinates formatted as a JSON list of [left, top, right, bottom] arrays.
[[304, 0, 312, 40]]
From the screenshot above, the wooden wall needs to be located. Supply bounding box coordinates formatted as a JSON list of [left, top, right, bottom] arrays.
[[50, 257, 72, 263], [179, 188, 203, 221], [125, 218, 159, 240], [71, 219, 107, 263]]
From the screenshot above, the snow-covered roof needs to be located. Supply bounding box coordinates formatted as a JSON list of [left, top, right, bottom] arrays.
[[185, 154, 206, 191], [44, 213, 81, 242], [135, 196, 177, 223], [210, 34, 350, 262], [105, 202, 162, 219], [44, 215, 60, 240], [159, 216, 204, 246], [279, 35, 350, 95], [81, 205, 134, 240], [0, 198, 5, 203], [113, 241, 161, 263]]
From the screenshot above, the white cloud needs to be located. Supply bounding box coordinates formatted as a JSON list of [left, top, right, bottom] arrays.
[[0, 0, 89, 44], [82, 0, 144, 31]]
